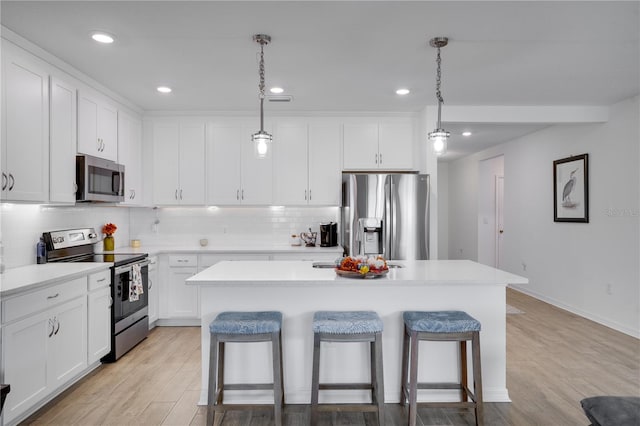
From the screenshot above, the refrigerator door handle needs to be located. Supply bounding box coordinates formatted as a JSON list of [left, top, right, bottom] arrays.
[[384, 176, 392, 259]]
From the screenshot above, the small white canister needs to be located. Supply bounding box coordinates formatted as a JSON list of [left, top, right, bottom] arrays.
[[289, 234, 301, 246]]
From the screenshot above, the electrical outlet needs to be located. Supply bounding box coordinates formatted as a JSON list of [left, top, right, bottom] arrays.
[[606, 283, 613, 295], [522, 262, 527, 271]]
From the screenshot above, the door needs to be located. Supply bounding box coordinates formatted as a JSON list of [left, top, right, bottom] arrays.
[[378, 123, 414, 170], [343, 124, 378, 170], [385, 174, 430, 260], [77, 92, 100, 156], [98, 102, 118, 161], [308, 124, 341, 205], [178, 122, 206, 204], [273, 124, 308, 205], [152, 122, 180, 204], [207, 125, 242, 204], [167, 267, 199, 318], [88, 286, 111, 364], [495, 175, 505, 269], [50, 297, 88, 388], [118, 112, 143, 204]]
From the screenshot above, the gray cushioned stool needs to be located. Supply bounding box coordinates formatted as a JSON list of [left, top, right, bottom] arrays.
[[207, 311, 284, 426], [311, 311, 385, 426], [400, 311, 483, 426]]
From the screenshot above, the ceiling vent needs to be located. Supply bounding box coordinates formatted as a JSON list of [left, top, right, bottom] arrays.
[[267, 95, 293, 103]]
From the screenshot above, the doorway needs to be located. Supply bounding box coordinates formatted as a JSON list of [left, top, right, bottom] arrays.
[[477, 155, 504, 267]]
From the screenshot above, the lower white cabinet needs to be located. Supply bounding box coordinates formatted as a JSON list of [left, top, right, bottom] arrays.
[[159, 255, 199, 323], [2, 293, 87, 425], [148, 256, 159, 327], [87, 270, 111, 364]]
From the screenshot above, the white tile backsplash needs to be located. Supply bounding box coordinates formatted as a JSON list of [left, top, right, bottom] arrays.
[[0, 204, 339, 269]]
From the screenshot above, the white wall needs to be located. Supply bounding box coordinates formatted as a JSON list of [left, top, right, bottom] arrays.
[[445, 96, 640, 337], [437, 161, 449, 259]]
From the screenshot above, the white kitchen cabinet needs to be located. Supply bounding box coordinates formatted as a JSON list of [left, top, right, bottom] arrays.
[[207, 124, 272, 205], [87, 270, 111, 364], [165, 255, 199, 320], [274, 123, 341, 205], [147, 256, 159, 327], [1, 42, 50, 202], [2, 281, 87, 425], [77, 90, 118, 161], [118, 111, 143, 205], [152, 121, 205, 205], [49, 77, 77, 204], [343, 122, 414, 170]]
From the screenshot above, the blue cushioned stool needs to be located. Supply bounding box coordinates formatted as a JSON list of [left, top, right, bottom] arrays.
[[207, 311, 284, 426], [400, 311, 483, 426], [311, 311, 385, 426]]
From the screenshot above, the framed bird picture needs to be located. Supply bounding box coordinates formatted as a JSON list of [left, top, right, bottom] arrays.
[[554, 153, 589, 223]]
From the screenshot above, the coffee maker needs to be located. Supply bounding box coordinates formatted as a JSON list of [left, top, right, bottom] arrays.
[[319, 222, 338, 247]]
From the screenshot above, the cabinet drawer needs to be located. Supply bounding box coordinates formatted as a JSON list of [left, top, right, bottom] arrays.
[[169, 255, 197, 267], [88, 269, 111, 291], [3, 277, 86, 323]]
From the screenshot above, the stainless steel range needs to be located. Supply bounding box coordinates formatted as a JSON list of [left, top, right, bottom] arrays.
[[43, 228, 150, 362]]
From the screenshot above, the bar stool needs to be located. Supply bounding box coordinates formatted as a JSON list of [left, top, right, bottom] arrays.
[[400, 311, 483, 426], [207, 311, 284, 426], [310, 311, 385, 426]]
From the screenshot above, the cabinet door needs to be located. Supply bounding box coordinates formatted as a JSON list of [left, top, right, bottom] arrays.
[[2, 45, 49, 202], [167, 267, 199, 318], [148, 258, 159, 326], [343, 124, 379, 170], [50, 297, 88, 388], [207, 125, 242, 205], [378, 123, 414, 170], [178, 122, 206, 204], [118, 112, 143, 205], [77, 92, 100, 157], [152, 122, 180, 205], [308, 124, 341, 205], [241, 125, 273, 205], [2, 311, 49, 425], [273, 124, 308, 205], [49, 77, 77, 203], [88, 287, 111, 364], [98, 102, 118, 161]]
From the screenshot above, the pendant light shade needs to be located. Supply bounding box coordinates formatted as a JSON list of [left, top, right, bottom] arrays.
[[427, 37, 450, 156], [252, 34, 272, 159]]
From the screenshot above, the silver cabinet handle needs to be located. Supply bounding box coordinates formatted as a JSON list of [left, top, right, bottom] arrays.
[[236, 189, 240, 200], [241, 189, 244, 200], [379, 153, 382, 164], [54, 317, 60, 335], [175, 189, 178, 200], [309, 189, 312, 201], [304, 190, 307, 201], [48, 319, 55, 337], [180, 189, 183, 200], [47, 293, 60, 300], [148, 278, 153, 290], [109, 296, 113, 308], [97, 278, 106, 283], [375, 153, 378, 164], [2, 172, 6, 190], [8, 174, 15, 191], [132, 189, 136, 199], [97, 138, 101, 151]]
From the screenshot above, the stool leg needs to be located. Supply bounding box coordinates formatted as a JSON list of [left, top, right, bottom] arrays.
[[272, 331, 283, 426], [207, 334, 218, 426], [374, 332, 385, 426], [400, 324, 410, 406], [460, 340, 468, 402], [472, 332, 484, 426], [310, 333, 321, 426], [408, 331, 419, 426], [217, 341, 225, 405]]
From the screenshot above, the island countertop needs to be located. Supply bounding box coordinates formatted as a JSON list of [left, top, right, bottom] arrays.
[[187, 259, 528, 407], [186, 259, 529, 287]]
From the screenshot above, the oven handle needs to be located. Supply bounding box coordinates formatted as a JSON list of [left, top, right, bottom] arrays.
[[114, 259, 151, 276]]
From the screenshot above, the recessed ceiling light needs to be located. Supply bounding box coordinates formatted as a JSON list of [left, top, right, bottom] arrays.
[[462, 131, 472, 137], [270, 87, 284, 94], [396, 88, 410, 95], [157, 86, 172, 94], [91, 32, 115, 44]]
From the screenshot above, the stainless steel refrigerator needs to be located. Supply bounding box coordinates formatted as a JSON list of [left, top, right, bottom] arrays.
[[341, 173, 430, 260]]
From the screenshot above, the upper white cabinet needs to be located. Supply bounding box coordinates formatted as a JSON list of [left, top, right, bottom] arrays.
[[207, 124, 272, 205], [118, 111, 143, 205], [77, 90, 118, 161], [343, 122, 414, 170], [1, 42, 50, 202], [273, 123, 341, 205], [49, 77, 77, 204], [152, 120, 206, 205]]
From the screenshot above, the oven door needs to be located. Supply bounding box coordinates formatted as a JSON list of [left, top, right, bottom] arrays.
[[113, 261, 149, 327]]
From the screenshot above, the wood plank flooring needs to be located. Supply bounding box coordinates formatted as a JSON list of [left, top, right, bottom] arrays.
[[21, 289, 640, 425]]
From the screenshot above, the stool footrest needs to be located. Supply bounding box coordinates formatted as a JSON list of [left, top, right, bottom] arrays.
[[319, 383, 373, 390], [415, 401, 478, 409], [417, 382, 465, 390], [222, 383, 275, 391], [316, 404, 380, 413], [212, 403, 278, 411]]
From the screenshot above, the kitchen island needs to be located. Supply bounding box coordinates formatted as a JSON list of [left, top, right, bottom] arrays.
[[187, 260, 528, 406]]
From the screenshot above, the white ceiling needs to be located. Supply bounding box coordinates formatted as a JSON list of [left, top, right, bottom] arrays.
[[1, 1, 638, 161]]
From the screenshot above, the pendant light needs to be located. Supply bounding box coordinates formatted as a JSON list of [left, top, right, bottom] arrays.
[[427, 37, 450, 156], [252, 34, 272, 159]]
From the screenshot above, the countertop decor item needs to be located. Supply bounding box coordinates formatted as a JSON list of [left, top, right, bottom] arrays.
[[300, 228, 317, 247], [553, 153, 589, 223], [335, 255, 389, 278], [102, 222, 117, 251]]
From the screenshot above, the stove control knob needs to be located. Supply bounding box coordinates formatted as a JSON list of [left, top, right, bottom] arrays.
[[88, 233, 97, 239]]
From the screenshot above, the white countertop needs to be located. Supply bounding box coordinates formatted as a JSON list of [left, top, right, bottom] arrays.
[[187, 259, 529, 287], [0, 263, 111, 297]]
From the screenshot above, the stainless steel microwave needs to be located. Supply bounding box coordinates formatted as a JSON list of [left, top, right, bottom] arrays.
[[76, 155, 125, 202]]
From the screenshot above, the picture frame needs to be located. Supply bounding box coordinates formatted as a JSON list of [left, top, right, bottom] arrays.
[[554, 153, 589, 223]]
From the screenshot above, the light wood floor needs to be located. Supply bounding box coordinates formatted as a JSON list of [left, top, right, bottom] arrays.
[[22, 289, 640, 425]]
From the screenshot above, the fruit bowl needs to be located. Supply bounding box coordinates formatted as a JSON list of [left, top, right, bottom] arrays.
[[335, 268, 389, 279], [334, 255, 389, 279]]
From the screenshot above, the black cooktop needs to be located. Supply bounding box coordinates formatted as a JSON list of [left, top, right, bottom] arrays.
[[61, 253, 147, 267]]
